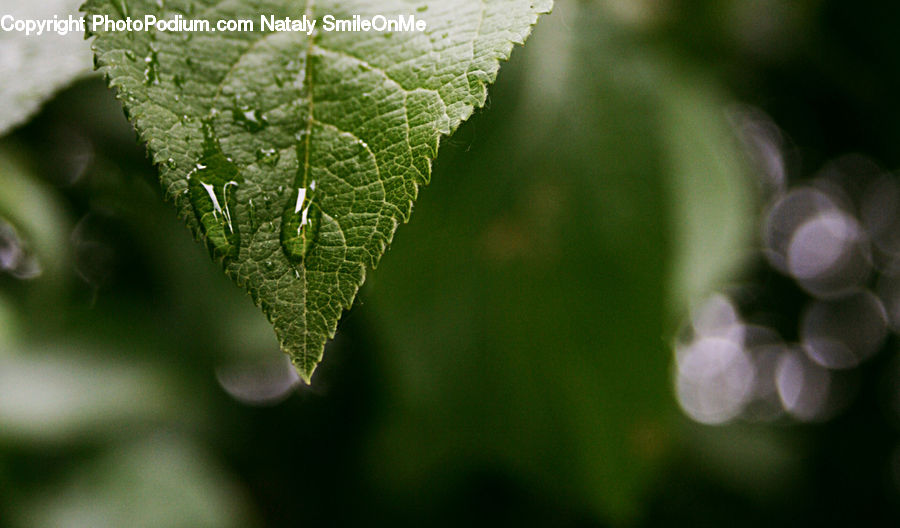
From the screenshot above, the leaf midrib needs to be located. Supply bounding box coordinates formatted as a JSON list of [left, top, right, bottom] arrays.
[[300, 0, 315, 356]]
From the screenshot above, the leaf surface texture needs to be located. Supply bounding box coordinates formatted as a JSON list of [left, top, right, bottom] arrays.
[[84, 0, 552, 380]]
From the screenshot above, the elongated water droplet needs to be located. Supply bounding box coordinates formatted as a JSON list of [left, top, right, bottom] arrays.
[[188, 121, 243, 261], [144, 49, 160, 86], [281, 184, 321, 263], [248, 198, 258, 231], [281, 142, 320, 263]]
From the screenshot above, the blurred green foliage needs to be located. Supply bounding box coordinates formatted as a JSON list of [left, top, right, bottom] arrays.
[[3, 0, 900, 526]]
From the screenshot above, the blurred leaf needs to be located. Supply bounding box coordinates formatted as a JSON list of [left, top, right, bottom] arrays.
[[0, 293, 18, 349], [365, 2, 754, 522], [85, 0, 553, 381], [657, 71, 755, 312], [0, 0, 93, 136], [16, 434, 257, 528], [0, 347, 185, 445]]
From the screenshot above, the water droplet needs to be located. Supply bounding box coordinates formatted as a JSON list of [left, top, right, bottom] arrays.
[[256, 148, 280, 166], [124, 50, 137, 62], [233, 105, 268, 133], [248, 199, 258, 231], [215, 354, 300, 406], [165, 158, 176, 170], [144, 49, 160, 86], [187, 120, 243, 261], [280, 143, 321, 263]]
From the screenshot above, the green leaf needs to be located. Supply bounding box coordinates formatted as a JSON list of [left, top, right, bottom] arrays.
[[0, 0, 94, 135], [18, 435, 258, 527], [84, 0, 552, 381]]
